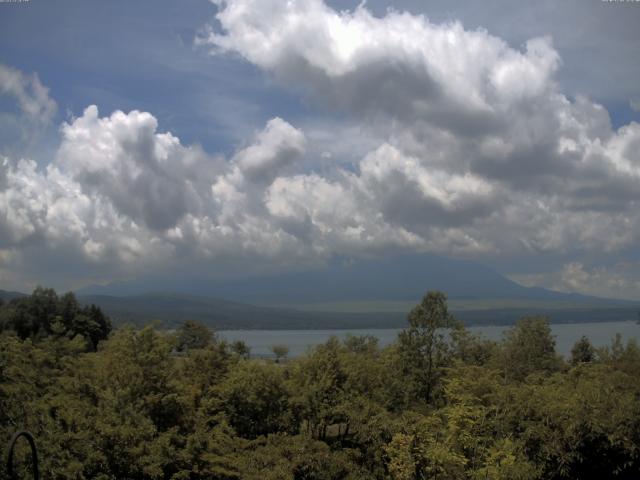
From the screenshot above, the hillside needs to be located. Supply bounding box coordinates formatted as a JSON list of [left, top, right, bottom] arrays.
[[36, 253, 640, 329], [0, 289, 27, 302], [79, 253, 633, 306], [2, 287, 638, 330], [77, 292, 639, 330], [77, 293, 407, 330]]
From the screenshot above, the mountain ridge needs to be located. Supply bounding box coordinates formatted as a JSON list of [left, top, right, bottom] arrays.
[[77, 253, 633, 305], [2, 288, 638, 330], [5, 254, 637, 329]]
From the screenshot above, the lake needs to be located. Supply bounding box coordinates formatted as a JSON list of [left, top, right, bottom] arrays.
[[220, 321, 640, 358]]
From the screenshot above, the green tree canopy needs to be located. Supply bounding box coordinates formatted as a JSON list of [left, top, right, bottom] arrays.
[[0, 288, 111, 350], [176, 320, 213, 352], [271, 344, 289, 363], [498, 316, 563, 382], [570, 335, 596, 365], [397, 291, 462, 404]]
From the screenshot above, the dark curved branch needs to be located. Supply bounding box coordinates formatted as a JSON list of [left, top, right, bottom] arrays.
[[6, 431, 39, 480]]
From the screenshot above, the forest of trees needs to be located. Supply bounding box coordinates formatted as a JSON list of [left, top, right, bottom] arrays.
[[0, 287, 111, 350], [1, 289, 640, 479]]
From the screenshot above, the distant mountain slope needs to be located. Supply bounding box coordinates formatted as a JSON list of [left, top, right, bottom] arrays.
[[73, 253, 640, 329], [2, 287, 636, 330], [78, 292, 639, 330], [0, 289, 28, 302], [79, 253, 622, 305], [206, 254, 607, 305], [77, 293, 407, 330]]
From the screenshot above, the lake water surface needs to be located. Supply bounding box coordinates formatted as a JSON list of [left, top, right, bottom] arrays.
[[220, 321, 640, 358]]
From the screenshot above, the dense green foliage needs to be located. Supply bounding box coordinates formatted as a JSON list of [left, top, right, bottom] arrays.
[[1, 290, 640, 479], [0, 287, 111, 350]]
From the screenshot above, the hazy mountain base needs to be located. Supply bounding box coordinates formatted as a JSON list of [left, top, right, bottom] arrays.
[[78, 293, 640, 330], [2, 292, 640, 479], [274, 298, 637, 313], [2, 288, 638, 330], [77, 253, 626, 305]]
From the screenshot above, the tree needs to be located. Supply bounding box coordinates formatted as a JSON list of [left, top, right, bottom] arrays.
[[450, 327, 497, 366], [598, 334, 640, 377], [343, 334, 378, 354], [239, 434, 359, 480], [176, 320, 213, 352], [58, 291, 80, 333], [0, 288, 110, 349], [288, 337, 348, 440], [2, 287, 59, 339], [231, 340, 251, 359], [216, 362, 293, 439], [28, 286, 59, 336], [271, 344, 289, 363], [397, 291, 461, 404], [494, 362, 640, 478], [570, 335, 596, 365], [72, 304, 112, 350], [499, 316, 563, 382]]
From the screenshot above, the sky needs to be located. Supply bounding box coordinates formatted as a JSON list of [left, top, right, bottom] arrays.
[[1, 0, 640, 299]]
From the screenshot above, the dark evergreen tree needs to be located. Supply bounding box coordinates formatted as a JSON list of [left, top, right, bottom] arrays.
[[570, 335, 596, 365]]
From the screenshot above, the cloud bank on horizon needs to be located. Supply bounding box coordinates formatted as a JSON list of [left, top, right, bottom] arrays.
[[1, 0, 639, 299]]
